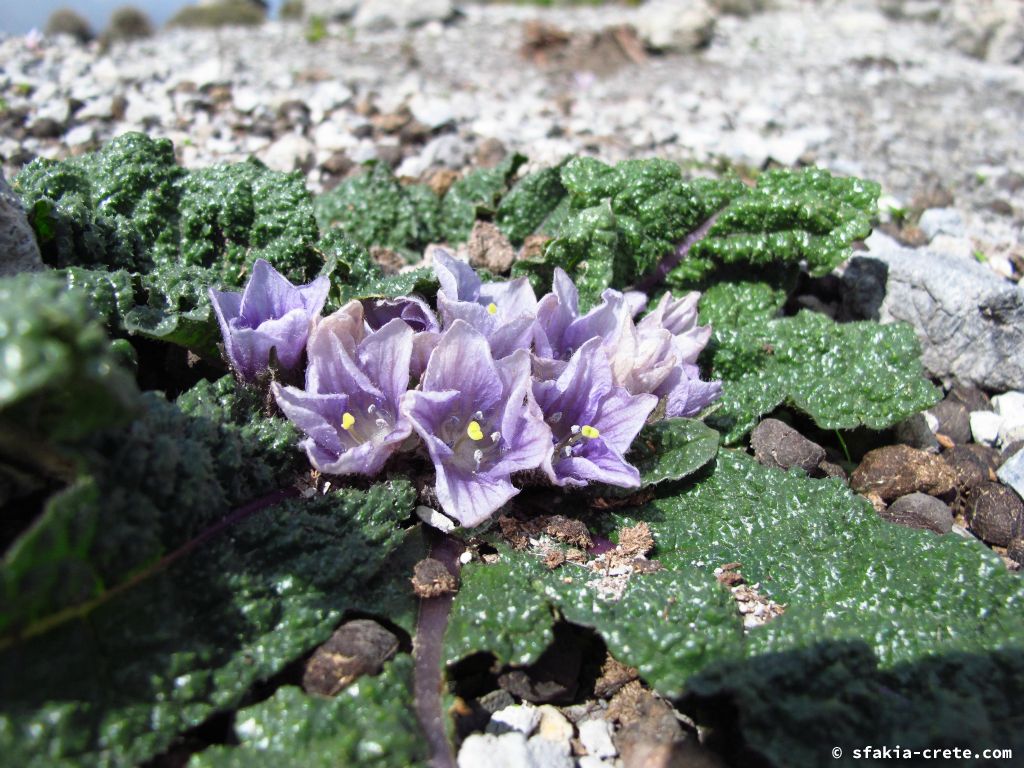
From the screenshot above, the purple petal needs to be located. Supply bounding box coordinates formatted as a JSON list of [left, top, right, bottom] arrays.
[[552, 267, 578, 316], [434, 463, 518, 528], [563, 289, 630, 353], [273, 384, 352, 457], [411, 331, 440, 379], [298, 275, 331, 317], [356, 319, 414, 407], [594, 388, 657, 453], [240, 259, 304, 325], [421, 321, 502, 411], [433, 249, 481, 302], [227, 309, 311, 379], [363, 296, 440, 333], [479, 277, 538, 320], [624, 290, 648, 317], [556, 442, 641, 488], [402, 389, 462, 461], [659, 369, 723, 418]]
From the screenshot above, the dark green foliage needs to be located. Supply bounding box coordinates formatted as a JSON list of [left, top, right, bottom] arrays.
[[318, 231, 437, 308], [44, 8, 94, 42], [0, 491, 424, 768], [315, 162, 442, 255], [15, 133, 325, 355], [494, 162, 567, 245], [0, 272, 138, 445], [167, 1, 267, 29], [439, 153, 526, 242], [193, 657, 429, 768], [0, 376, 301, 636], [703, 307, 940, 444], [628, 418, 720, 486]]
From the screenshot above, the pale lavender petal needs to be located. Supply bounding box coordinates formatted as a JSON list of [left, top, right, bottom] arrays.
[[479, 277, 538, 320], [402, 389, 461, 461], [659, 369, 723, 418], [552, 267, 578, 316], [411, 331, 440, 379], [240, 259, 303, 325], [594, 388, 657, 453], [298, 275, 331, 317], [308, 326, 380, 398], [229, 309, 311, 378], [556, 442, 640, 488], [433, 249, 480, 302], [436, 291, 496, 334], [356, 319, 414, 406], [273, 385, 352, 457], [487, 316, 537, 358], [421, 321, 502, 410], [563, 289, 630, 352], [434, 463, 518, 528], [624, 290, 648, 317]]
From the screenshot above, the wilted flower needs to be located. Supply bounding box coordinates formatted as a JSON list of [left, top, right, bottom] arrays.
[[433, 249, 538, 358], [209, 259, 329, 382], [534, 339, 656, 488], [402, 321, 552, 527], [272, 310, 414, 476]]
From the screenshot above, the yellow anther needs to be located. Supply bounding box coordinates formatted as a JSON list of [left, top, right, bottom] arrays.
[[341, 412, 356, 430], [581, 425, 600, 439], [467, 420, 484, 441], [486, 302, 498, 315]]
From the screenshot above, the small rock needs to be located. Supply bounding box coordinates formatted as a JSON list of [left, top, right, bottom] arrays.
[[478, 689, 516, 716], [818, 460, 849, 482], [970, 410, 1003, 446], [527, 734, 574, 767], [301, 619, 399, 696], [578, 719, 617, 759], [996, 447, 1024, 503], [928, 399, 972, 445], [917, 207, 965, 240], [850, 445, 956, 502], [465, 220, 517, 274], [354, 0, 455, 30], [321, 151, 353, 177], [0, 170, 44, 276], [488, 703, 541, 736], [536, 705, 574, 744], [411, 557, 458, 598], [498, 628, 581, 703], [458, 732, 530, 768], [947, 383, 991, 413], [880, 492, 953, 535], [997, 416, 1024, 449], [259, 132, 315, 173], [992, 391, 1024, 419], [967, 482, 1024, 547], [27, 117, 64, 139], [893, 412, 940, 453], [474, 137, 508, 169], [750, 418, 827, 473], [944, 446, 997, 512], [634, 0, 715, 53], [1008, 538, 1024, 565]]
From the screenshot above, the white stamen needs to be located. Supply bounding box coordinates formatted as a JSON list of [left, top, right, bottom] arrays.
[[563, 446, 573, 457], [473, 448, 484, 470], [375, 418, 388, 429], [570, 424, 581, 434], [473, 410, 484, 421], [367, 403, 377, 414], [490, 431, 501, 443]]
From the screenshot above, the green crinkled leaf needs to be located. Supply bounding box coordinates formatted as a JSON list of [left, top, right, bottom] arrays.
[[445, 544, 742, 695], [318, 231, 437, 308], [0, 272, 139, 443], [14, 133, 326, 355], [191, 656, 428, 768], [629, 418, 720, 486], [439, 153, 526, 243], [0, 376, 301, 636], [0, 492, 425, 768], [59, 267, 137, 332], [704, 309, 940, 443], [314, 161, 441, 254], [494, 162, 567, 245]]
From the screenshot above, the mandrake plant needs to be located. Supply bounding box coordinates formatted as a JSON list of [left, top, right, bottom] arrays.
[[1, 132, 1021, 767]]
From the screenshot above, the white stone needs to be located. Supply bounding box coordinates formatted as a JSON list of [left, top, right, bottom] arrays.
[[635, 0, 716, 53], [577, 757, 610, 768], [526, 734, 574, 768], [458, 732, 530, 768], [354, 0, 455, 30], [303, 0, 361, 20], [970, 410, 1003, 446], [409, 93, 456, 129], [991, 391, 1024, 419], [313, 120, 356, 153], [232, 86, 262, 114], [259, 133, 315, 172], [535, 705, 574, 744], [997, 416, 1024, 448], [918, 207, 966, 241], [578, 719, 617, 759], [64, 124, 96, 148], [488, 703, 541, 736], [996, 447, 1024, 501], [76, 95, 118, 121]]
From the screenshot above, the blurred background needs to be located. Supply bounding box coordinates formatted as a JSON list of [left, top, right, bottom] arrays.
[[5, 2, 286, 34]]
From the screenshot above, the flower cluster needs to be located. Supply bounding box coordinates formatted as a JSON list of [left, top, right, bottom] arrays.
[[210, 253, 721, 527]]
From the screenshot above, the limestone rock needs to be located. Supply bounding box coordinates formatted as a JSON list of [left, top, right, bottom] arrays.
[[0, 171, 44, 277], [635, 0, 715, 53]]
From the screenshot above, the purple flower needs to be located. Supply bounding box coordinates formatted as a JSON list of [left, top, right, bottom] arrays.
[[208, 259, 330, 382], [363, 295, 440, 379], [433, 249, 538, 358], [637, 291, 712, 366], [272, 309, 415, 477], [533, 339, 657, 488], [402, 320, 552, 527]]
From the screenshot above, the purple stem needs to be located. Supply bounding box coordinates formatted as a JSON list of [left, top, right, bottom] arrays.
[[634, 208, 726, 294], [414, 533, 465, 768], [7, 487, 299, 646]]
